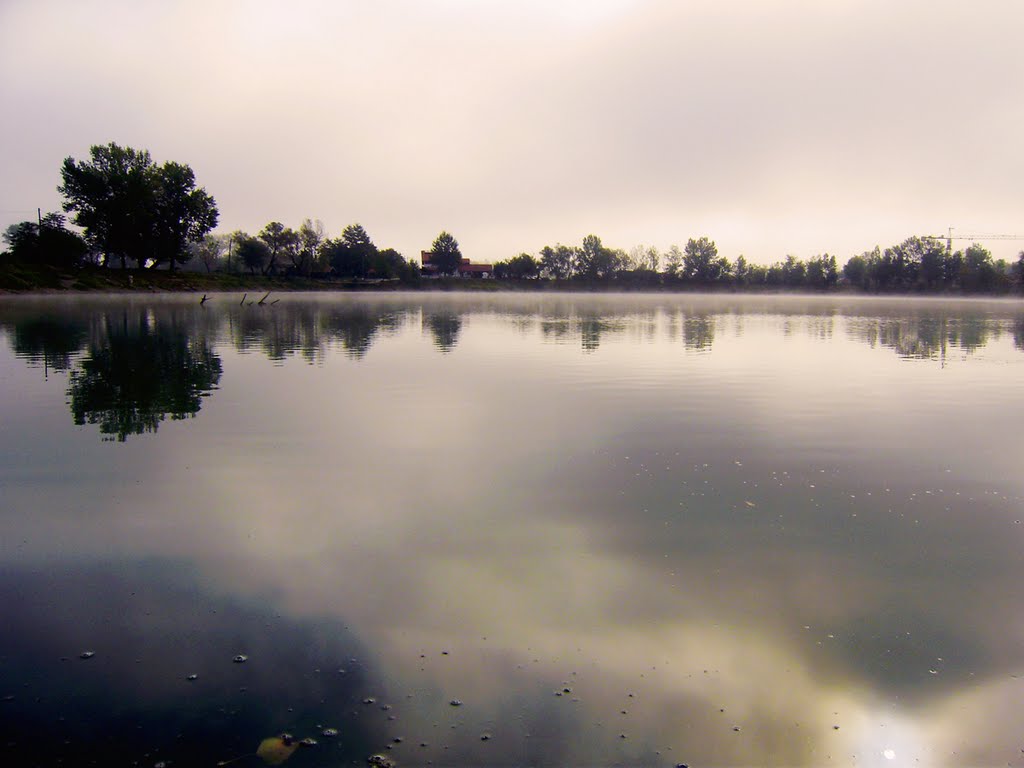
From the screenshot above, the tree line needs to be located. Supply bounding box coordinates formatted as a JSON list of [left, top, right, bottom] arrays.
[[3, 142, 1023, 294], [494, 234, 1024, 294]]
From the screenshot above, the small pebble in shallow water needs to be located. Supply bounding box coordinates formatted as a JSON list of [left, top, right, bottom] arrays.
[[299, 737, 317, 747], [480, 733, 491, 741], [363, 698, 377, 705], [733, 726, 741, 732], [367, 754, 396, 768], [79, 651, 95, 660], [186, 674, 198, 681], [449, 699, 462, 707], [232, 655, 247, 664], [322, 728, 338, 738]]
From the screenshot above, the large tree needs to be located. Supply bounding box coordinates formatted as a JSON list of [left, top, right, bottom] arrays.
[[59, 143, 155, 269], [539, 244, 576, 280], [323, 223, 379, 279], [296, 218, 325, 275], [150, 161, 218, 271], [682, 237, 719, 283], [574, 234, 618, 279], [236, 236, 271, 275], [59, 143, 217, 270], [258, 222, 299, 276], [429, 231, 462, 275]]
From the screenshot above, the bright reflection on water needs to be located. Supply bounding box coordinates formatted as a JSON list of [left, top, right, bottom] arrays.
[[1, 292, 1024, 767]]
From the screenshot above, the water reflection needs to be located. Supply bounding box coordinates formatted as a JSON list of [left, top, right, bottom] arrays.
[[423, 308, 462, 353], [67, 308, 222, 441], [8, 314, 88, 373], [0, 562, 384, 767], [4, 295, 1021, 377], [2, 293, 1024, 766]]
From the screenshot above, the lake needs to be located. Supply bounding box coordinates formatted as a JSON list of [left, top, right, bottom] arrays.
[[1, 292, 1023, 767]]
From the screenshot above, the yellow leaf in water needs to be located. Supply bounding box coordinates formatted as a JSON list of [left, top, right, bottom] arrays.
[[256, 736, 299, 765]]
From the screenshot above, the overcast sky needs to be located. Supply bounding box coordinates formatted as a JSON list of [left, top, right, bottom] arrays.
[[1, 0, 1022, 265]]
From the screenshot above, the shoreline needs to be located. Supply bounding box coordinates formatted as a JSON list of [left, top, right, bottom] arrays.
[[1, 263, 1021, 299]]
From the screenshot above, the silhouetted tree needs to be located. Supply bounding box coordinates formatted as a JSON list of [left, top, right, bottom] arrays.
[[3, 213, 89, 268], [258, 222, 299, 276], [663, 244, 683, 278], [190, 233, 226, 273], [682, 237, 719, 283], [429, 231, 462, 276], [59, 143, 216, 270], [150, 161, 218, 271], [237, 236, 270, 275], [494, 252, 540, 279], [539, 244, 576, 280], [961, 243, 996, 292], [574, 234, 618, 279], [296, 218, 325, 275], [59, 143, 155, 269]]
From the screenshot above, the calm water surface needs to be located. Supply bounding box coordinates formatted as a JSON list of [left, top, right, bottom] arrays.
[[1, 292, 1023, 767]]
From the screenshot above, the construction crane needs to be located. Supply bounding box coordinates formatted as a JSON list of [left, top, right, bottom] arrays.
[[924, 227, 1024, 255]]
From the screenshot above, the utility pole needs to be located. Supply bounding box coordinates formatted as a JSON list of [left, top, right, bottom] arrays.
[[37, 207, 42, 229]]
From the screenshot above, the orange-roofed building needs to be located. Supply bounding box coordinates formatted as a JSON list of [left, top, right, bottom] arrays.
[[421, 251, 494, 279]]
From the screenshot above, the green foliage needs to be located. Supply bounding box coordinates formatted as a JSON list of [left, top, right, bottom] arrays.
[[59, 143, 217, 270], [430, 231, 462, 276], [494, 252, 540, 279], [574, 234, 619, 279], [296, 218, 325, 275], [323, 223, 375, 278], [539, 244, 576, 279], [3, 213, 89, 268], [682, 237, 719, 282], [258, 222, 299, 276], [663, 244, 683, 277], [733, 254, 749, 285], [151, 161, 219, 271], [237, 236, 271, 275], [373, 247, 419, 282]]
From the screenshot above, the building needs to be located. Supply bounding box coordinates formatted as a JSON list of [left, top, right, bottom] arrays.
[[420, 251, 494, 279]]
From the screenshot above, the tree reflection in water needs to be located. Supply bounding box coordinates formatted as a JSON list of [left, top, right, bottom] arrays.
[[67, 308, 221, 441]]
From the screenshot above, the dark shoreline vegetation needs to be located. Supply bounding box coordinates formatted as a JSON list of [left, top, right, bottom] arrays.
[[4, 142, 1024, 295]]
